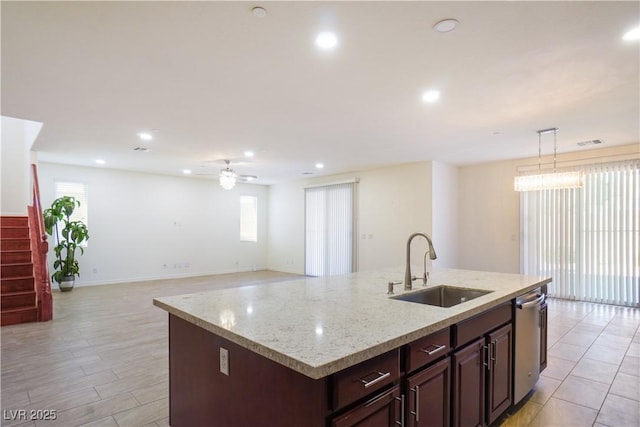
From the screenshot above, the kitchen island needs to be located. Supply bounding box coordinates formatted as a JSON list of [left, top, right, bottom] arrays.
[[154, 268, 550, 427]]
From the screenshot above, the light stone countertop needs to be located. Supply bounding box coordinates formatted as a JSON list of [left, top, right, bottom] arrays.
[[153, 267, 551, 379]]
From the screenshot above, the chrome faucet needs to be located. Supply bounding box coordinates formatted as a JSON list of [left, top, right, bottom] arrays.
[[404, 232, 437, 291]]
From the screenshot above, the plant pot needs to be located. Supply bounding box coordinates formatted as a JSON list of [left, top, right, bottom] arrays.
[[59, 276, 75, 292]]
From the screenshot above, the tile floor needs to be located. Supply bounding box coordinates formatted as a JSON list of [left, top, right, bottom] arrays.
[[1, 272, 639, 427], [499, 298, 640, 427]]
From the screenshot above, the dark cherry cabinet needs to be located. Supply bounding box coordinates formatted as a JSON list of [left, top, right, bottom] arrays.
[[452, 302, 514, 427], [331, 386, 402, 427], [407, 356, 451, 427], [452, 338, 485, 427], [486, 323, 513, 425], [539, 300, 548, 372]]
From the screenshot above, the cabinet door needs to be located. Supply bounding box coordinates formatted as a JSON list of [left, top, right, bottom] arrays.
[[452, 338, 485, 427], [331, 386, 402, 427], [486, 324, 513, 425], [540, 301, 548, 372], [407, 357, 450, 427]]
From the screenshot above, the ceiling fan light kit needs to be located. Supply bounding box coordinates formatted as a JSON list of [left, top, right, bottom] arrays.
[[219, 160, 237, 190], [216, 159, 258, 190], [219, 169, 237, 190]]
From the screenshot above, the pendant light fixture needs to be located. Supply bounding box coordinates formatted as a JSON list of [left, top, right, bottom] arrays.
[[514, 128, 584, 192]]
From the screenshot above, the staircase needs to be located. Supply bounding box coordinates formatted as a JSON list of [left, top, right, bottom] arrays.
[[1, 216, 38, 326]]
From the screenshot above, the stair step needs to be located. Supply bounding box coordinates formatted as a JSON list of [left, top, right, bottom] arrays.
[[1, 250, 32, 264], [1, 238, 31, 251], [1, 291, 36, 310], [1, 306, 38, 326], [1, 263, 34, 278], [0, 216, 28, 227], [1, 227, 30, 239], [1, 276, 35, 293]]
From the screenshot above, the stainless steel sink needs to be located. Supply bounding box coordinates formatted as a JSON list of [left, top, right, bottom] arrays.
[[391, 285, 493, 307]]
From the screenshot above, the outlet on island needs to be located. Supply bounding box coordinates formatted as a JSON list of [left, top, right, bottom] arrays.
[[220, 347, 229, 376]]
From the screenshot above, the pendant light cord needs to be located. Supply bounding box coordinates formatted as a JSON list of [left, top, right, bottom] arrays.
[[553, 128, 557, 172], [536, 127, 559, 172], [538, 131, 542, 171]]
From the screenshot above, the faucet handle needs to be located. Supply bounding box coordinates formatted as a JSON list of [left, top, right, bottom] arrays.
[[387, 281, 402, 295]]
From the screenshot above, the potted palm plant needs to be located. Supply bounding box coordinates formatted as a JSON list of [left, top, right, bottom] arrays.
[[43, 196, 90, 291]]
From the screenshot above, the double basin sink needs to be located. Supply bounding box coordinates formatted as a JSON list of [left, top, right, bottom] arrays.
[[391, 285, 493, 308]]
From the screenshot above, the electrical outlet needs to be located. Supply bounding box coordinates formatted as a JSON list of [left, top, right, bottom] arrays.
[[220, 347, 229, 376]]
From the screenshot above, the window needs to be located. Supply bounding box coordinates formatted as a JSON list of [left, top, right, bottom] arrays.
[[305, 182, 357, 277], [240, 196, 258, 242], [54, 181, 88, 246], [521, 160, 639, 307]]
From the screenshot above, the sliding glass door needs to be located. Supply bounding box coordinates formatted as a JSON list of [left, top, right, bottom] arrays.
[[305, 182, 357, 277], [521, 160, 639, 307]]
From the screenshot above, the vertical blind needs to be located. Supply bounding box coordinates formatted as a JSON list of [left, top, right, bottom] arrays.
[[521, 160, 639, 307], [305, 182, 356, 277]]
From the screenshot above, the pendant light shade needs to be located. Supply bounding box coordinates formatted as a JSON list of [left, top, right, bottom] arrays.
[[514, 128, 584, 192], [514, 170, 584, 191]]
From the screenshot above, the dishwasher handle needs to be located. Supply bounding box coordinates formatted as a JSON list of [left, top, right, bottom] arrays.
[[516, 294, 545, 309]]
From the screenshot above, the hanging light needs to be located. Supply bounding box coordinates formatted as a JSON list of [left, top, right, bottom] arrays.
[[514, 128, 584, 192], [219, 161, 237, 190]]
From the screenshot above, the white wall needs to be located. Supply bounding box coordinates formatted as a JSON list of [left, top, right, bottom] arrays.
[[38, 162, 269, 286], [432, 161, 459, 268], [458, 160, 520, 273], [267, 161, 450, 275], [267, 181, 305, 274], [458, 143, 640, 274], [1, 116, 43, 215]]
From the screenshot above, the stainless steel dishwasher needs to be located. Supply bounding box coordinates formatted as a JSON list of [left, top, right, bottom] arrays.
[[514, 288, 546, 404]]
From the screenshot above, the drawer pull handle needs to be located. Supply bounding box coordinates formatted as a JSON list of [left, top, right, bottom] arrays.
[[420, 344, 446, 356], [360, 371, 391, 388]]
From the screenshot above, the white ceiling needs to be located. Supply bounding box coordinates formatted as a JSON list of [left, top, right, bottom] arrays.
[[2, 1, 638, 184]]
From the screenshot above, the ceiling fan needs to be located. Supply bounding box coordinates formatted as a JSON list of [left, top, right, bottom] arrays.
[[197, 160, 257, 190]]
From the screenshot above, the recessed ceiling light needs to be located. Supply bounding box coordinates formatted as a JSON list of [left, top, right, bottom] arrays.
[[315, 32, 338, 50], [137, 132, 153, 141], [252, 6, 267, 18], [95, 159, 106, 165], [315, 163, 325, 169], [623, 26, 640, 41], [433, 19, 459, 33], [244, 151, 255, 158], [183, 169, 192, 175], [422, 90, 441, 103]]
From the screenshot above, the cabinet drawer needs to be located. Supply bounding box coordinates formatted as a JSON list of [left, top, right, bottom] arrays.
[[454, 302, 512, 348], [331, 349, 400, 410], [407, 327, 451, 372], [331, 385, 401, 427]]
